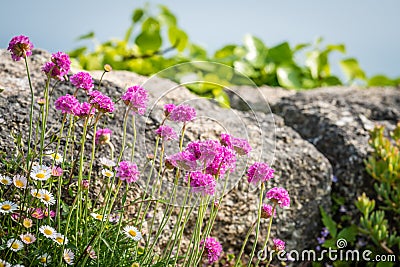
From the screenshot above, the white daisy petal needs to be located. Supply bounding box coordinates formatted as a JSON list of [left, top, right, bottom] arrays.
[[0, 200, 18, 213], [0, 174, 12, 186], [39, 225, 56, 238], [7, 238, 24, 252], [13, 175, 27, 189], [123, 225, 142, 241]]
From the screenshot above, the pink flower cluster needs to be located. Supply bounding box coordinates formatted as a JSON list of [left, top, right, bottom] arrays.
[[42, 52, 71, 80], [116, 161, 140, 183], [121, 85, 148, 115], [54, 94, 80, 115], [95, 128, 112, 144], [167, 104, 196, 122], [186, 171, 216, 196], [89, 90, 115, 113], [261, 204, 276, 219], [273, 238, 286, 251], [247, 162, 275, 185], [200, 237, 223, 264], [8, 35, 34, 61], [220, 133, 252, 156], [155, 125, 177, 141], [266, 187, 290, 208], [77, 102, 95, 117], [30, 207, 56, 219], [70, 71, 94, 91]]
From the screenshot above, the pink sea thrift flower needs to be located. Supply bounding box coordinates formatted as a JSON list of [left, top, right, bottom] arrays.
[[121, 85, 148, 115], [167, 151, 197, 171], [95, 128, 112, 145], [163, 103, 176, 117], [8, 35, 34, 61], [70, 71, 94, 91], [186, 171, 216, 196], [42, 52, 71, 80], [155, 125, 178, 141], [205, 144, 236, 177], [200, 237, 223, 264], [31, 208, 45, 219], [220, 133, 252, 156], [54, 94, 80, 115], [261, 204, 276, 219], [51, 166, 63, 177], [116, 161, 140, 183], [266, 187, 290, 208], [77, 102, 95, 117], [169, 104, 196, 122], [273, 238, 286, 251], [247, 162, 274, 185], [89, 90, 114, 113]]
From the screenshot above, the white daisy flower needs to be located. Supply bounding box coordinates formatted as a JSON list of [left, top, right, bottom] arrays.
[[90, 212, 107, 221], [23, 218, 33, 228], [39, 225, 56, 238], [39, 189, 56, 206], [13, 175, 27, 189], [0, 259, 11, 267], [63, 249, 74, 265], [99, 157, 116, 168], [0, 200, 18, 214], [30, 165, 52, 181], [45, 150, 63, 164], [52, 233, 68, 245], [123, 225, 142, 241], [31, 188, 43, 198], [37, 253, 51, 266], [101, 169, 114, 178], [7, 238, 24, 252], [0, 174, 12, 186], [13, 264, 25, 267], [20, 233, 36, 244]]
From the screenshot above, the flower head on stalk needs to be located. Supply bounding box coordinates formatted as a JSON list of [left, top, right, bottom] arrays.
[[116, 161, 140, 183], [273, 238, 286, 251], [70, 71, 94, 91], [247, 162, 274, 185], [261, 204, 276, 219], [121, 85, 148, 115], [89, 90, 115, 113], [95, 128, 112, 145], [42, 52, 71, 80], [163, 103, 176, 117], [169, 104, 196, 122], [54, 94, 80, 115], [77, 102, 95, 117], [266, 187, 290, 208], [186, 171, 216, 196], [155, 125, 177, 142], [8, 35, 34, 61], [200, 237, 223, 264], [220, 133, 252, 156]]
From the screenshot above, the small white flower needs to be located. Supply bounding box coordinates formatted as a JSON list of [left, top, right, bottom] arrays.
[[45, 150, 63, 164], [30, 165, 52, 181], [39, 189, 56, 206], [20, 233, 36, 244], [0, 174, 12, 186], [123, 225, 142, 241], [23, 218, 33, 228], [39, 225, 56, 238], [13, 175, 27, 189], [37, 253, 51, 266], [7, 238, 24, 252], [0, 259, 11, 267], [63, 249, 74, 265], [13, 264, 25, 267], [90, 212, 107, 221], [52, 233, 68, 245], [101, 169, 114, 178], [0, 200, 18, 214], [99, 157, 116, 168]]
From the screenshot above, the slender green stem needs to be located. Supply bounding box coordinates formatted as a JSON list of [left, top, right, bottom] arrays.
[[24, 56, 34, 169], [131, 114, 136, 161], [247, 183, 265, 267], [255, 203, 277, 266], [39, 75, 51, 164], [235, 220, 257, 267], [117, 108, 130, 162]]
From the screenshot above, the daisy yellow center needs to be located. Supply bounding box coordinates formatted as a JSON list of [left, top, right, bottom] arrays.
[[1, 179, 9, 184], [96, 215, 103, 220], [105, 171, 113, 177], [24, 236, 32, 242], [44, 229, 53, 235], [0, 262, 5, 267], [128, 230, 137, 237], [33, 192, 42, 198], [43, 194, 51, 201], [23, 220, 32, 228], [36, 173, 45, 179], [64, 254, 71, 261], [55, 154, 61, 160], [56, 237, 63, 243], [11, 242, 19, 249], [39, 257, 47, 263], [15, 180, 24, 187], [2, 204, 11, 211]]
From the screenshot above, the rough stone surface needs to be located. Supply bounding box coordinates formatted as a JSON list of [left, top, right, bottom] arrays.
[[271, 86, 400, 211], [0, 49, 332, 263]]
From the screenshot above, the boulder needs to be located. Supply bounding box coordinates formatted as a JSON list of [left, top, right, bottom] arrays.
[[0, 49, 332, 260]]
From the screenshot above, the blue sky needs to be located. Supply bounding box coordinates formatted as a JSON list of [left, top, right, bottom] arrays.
[[1, 0, 399, 78]]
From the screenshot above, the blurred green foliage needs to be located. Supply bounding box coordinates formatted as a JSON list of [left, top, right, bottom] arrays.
[[70, 4, 400, 105]]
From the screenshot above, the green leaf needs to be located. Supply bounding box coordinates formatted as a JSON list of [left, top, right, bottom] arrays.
[[158, 5, 177, 26], [141, 17, 160, 32], [320, 206, 337, 238], [243, 34, 267, 68], [132, 8, 144, 22], [276, 65, 302, 89], [321, 76, 342, 86], [368, 75, 397, 86], [294, 43, 310, 52], [135, 30, 162, 52], [234, 61, 257, 77], [337, 225, 358, 243], [326, 44, 346, 53], [76, 31, 95, 41], [168, 26, 188, 52], [189, 44, 207, 59], [339, 58, 366, 81], [268, 42, 293, 64]]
